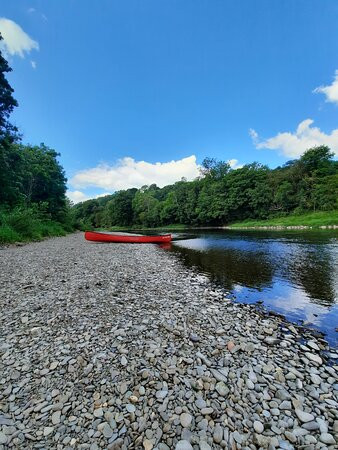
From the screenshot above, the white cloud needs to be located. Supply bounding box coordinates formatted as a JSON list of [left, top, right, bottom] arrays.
[[67, 190, 90, 204], [228, 159, 243, 169], [31, 60, 36, 69], [250, 119, 338, 158], [67, 190, 113, 204], [70, 155, 200, 191], [313, 70, 338, 104], [28, 8, 36, 14], [0, 17, 39, 58]]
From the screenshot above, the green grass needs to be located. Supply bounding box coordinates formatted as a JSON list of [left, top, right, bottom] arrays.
[[228, 211, 338, 229], [0, 208, 69, 244]]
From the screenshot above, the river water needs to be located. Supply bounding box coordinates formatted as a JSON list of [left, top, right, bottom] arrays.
[[167, 229, 338, 347]]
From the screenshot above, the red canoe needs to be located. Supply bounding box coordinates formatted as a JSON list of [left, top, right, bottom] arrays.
[[85, 231, 172, 243]]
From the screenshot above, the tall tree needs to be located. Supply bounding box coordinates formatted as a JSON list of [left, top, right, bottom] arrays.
[[0, 34, 18, 142]]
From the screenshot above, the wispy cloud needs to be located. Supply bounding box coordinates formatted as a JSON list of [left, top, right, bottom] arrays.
[[313, 70, 338, 105], [0, 17, 39, 58], [250, 119, 338, 158], [70, 155, 201, 191], [30, 60, 36, 69]]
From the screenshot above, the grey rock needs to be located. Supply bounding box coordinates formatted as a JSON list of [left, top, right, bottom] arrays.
[[319, 433, 336, 444], [180, 413, 192, 428], [295, 409, 314, 423], [175, 440, 193, 450], [253, 421, 264, 433]]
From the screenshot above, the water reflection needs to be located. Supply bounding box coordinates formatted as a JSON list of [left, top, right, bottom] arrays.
[[169, 230, 338, 346]]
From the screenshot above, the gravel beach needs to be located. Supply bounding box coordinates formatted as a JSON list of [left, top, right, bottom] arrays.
[[0, 233, 337, 449]]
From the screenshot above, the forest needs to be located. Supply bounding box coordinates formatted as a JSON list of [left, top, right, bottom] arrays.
[[0, 35, 72, 242], [73, 147, 338, 229]]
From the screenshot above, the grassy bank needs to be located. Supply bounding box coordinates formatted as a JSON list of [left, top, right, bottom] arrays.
[[0, 208, 71, 244], [95, 211, 338, 232], [228, 211, 338, 229]]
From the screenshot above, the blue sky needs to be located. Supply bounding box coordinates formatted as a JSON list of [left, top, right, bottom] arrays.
[[1, 0, 338, 202]]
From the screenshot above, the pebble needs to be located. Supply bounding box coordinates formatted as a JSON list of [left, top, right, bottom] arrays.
[[305, 352, 323, 365], [180, 413, 192, 428], [43, 427, 54, 437], [175, 440, 193, 450], [295, 409, 315, 423], [51, 410, 61, 425], [0, 233, 337, 449], [319, 433, 336, 444], [253, 420, 264, 433], [0, 432, 8, 444]]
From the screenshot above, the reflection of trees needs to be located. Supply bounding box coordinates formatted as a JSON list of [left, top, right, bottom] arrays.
[[283, 247, 337, 306], [172, 246, 274, 291]]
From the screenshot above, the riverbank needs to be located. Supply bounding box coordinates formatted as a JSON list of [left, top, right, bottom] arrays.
[[227, 211, 338, 230], [0, 234, 337, 449]]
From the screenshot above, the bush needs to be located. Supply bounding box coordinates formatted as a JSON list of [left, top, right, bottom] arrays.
[[0, 224, 20, 243], [0, 207, 71, 243]]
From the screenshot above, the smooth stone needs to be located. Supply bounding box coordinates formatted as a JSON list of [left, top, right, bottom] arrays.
[[280, 401, 292, 410], [295, 409, 314, 423], [284, 431, 297, 443], [175, 440, 193, 450], [319, 433, 336, 444], [305, 352, 322, 365], [195, 398, 206, 409], [316, 418, 328, 433], [102, 423, 113, 438], [180, 413, 192, 428], [201, 407, 213, 415], [51, 410, 61, 425], [43, 427, 54, 437], [50, 361, 59, 370], [94, 408, 103, 418], [232, 431, 242, 444], [302, 421, 319, 431], [279, 440, 295, 450], [126, 404, 136, 413], [156, 390, 168, 399], [310, 374, 321, 385], [253, 421, 264, 433], [213, 424, 223, 444], [143, 439, 153, 450], [215, 381, 229, 397], [0, 432, 8, 444]]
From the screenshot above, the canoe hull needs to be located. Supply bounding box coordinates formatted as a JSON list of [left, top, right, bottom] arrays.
[[85, 231, 172, 243]]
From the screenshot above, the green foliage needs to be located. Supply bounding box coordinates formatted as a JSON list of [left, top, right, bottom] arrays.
[[0, 34, 19, 142], [228, 211, 338, 228], [0, 42, 73, 242], [73, 146, 338, 229], [0, 207, 67, 243]]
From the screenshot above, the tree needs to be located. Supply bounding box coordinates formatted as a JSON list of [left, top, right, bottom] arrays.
[[200, 157, 231, 179], [0, 34, 19, 142]]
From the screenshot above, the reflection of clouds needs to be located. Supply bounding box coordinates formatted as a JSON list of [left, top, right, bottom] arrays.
[[234, 284, 245, 293], [269, 286, 329, 327], [175, 239, 213, 251]]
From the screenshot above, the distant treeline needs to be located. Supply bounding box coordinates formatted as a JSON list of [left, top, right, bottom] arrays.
[[0, 34, 72, 242], [73, 146, 338, 229]]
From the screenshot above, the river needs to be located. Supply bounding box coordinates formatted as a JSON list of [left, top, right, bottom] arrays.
[[167, 229, 338, 347]]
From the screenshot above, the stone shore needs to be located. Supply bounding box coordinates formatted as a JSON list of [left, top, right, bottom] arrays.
[[0, 233, 337, 449]]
